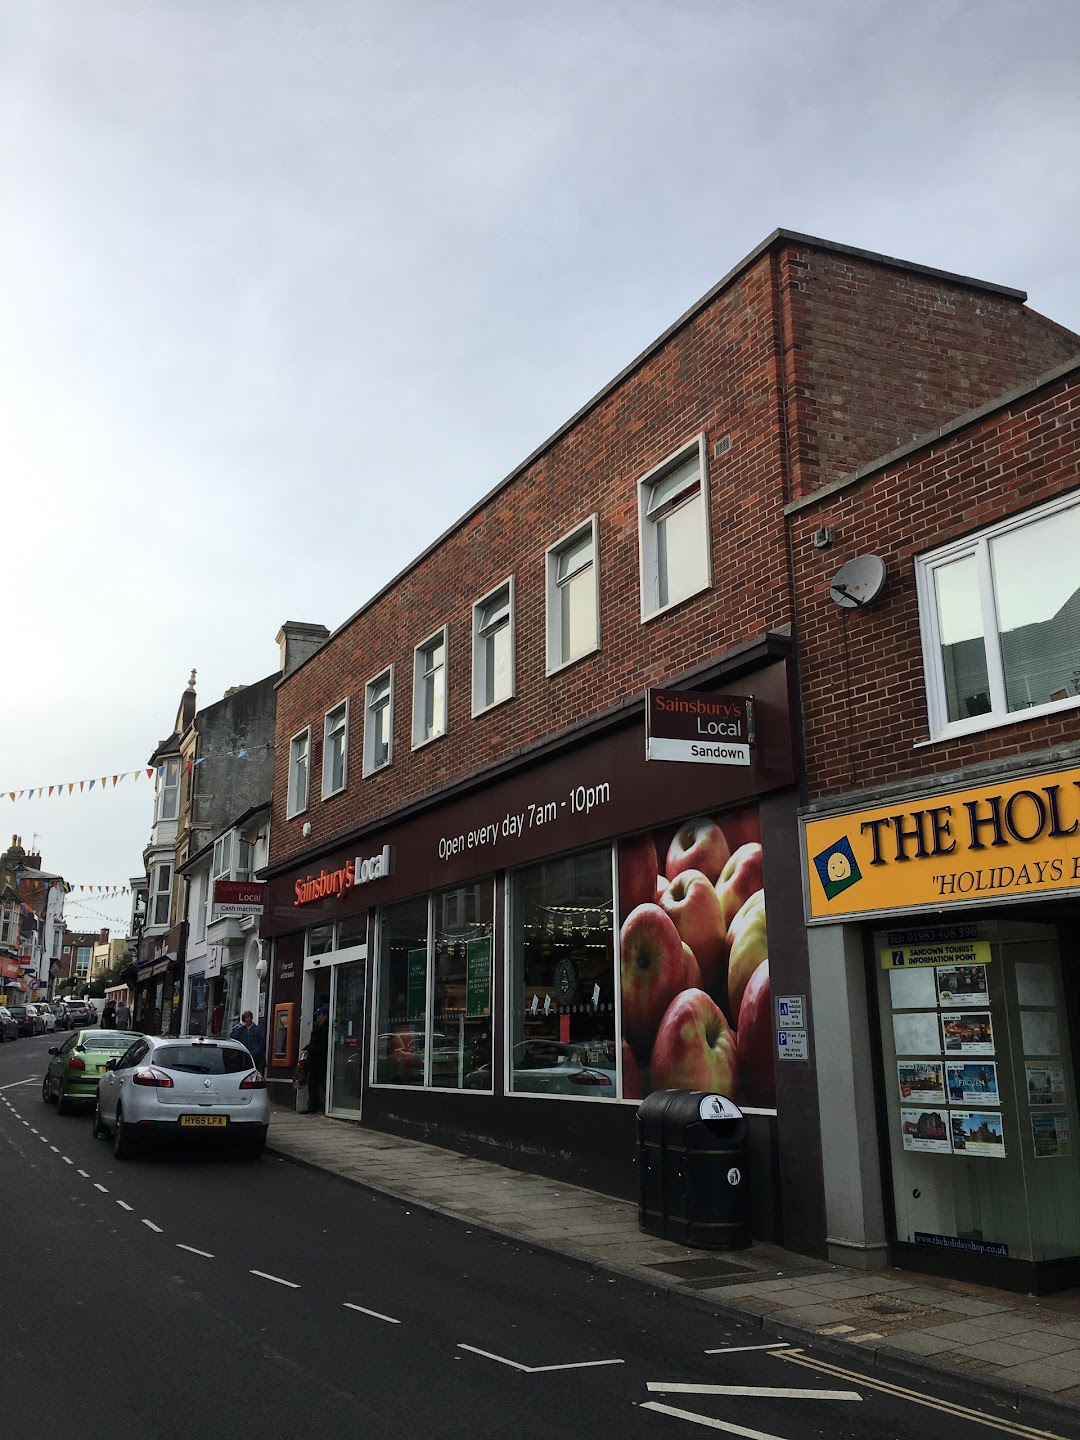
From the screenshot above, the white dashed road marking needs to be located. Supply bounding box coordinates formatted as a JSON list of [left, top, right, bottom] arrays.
[[641, 1403, 787, 1438], [343, 1302, 400, 1324], [117, 1201, 133, 1212], [62, 1157, 72, 1164], [177, 1244, 215, 1259], [456, 1344, 623, 1374], [646, 1384, 861, 1400], [705, 1344, 791, 1356], [49, 1145, 59, 1153], [77, 1169, 89, 1177], [141, 1219, 163, 1233], [94, 1183, 108, 1193], [250, 1270, 300, 1288]]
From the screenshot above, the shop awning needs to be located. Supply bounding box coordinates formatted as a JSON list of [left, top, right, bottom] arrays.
[[140, 960, 170, 981]]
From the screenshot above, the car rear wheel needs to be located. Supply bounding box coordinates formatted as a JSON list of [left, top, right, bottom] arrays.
[[244, 1137, 267, 1161], [113, 1105, 139, 1160], [56, 1083, 72, 1116], [41, 1074, 55, 1104]]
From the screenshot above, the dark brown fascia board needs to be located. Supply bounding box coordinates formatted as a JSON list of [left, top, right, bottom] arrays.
[[784, 353, 1080, 517], [278, 230, 1030, 691], [260, 631, 792, 880]]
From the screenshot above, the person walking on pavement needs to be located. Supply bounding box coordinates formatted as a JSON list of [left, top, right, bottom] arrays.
[[210, 998, 225, 1036], [100, 999, 117, 1029], [305, 1005, 330, 1114], [115, 996, 131, 1030], [230, 1010, 266, 1070]]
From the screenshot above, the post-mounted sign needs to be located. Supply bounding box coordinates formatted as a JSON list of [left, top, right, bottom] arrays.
[[646, 689, 753, 767]]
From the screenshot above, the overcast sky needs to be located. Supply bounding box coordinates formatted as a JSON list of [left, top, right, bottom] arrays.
[[2, 0, 1078, 935]]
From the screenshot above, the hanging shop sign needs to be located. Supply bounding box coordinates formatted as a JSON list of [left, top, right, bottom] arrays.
[[645, 689, 753, 766], [803, 763, 1080, 922], [0, 957, 21, 980], [212, 880, 266, 918]]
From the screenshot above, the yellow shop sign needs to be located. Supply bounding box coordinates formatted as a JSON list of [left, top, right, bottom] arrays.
[[803, 763, 1080, 922]]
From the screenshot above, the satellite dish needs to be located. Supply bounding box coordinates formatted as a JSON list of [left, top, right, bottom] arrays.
[[829, 554, 886, 609]]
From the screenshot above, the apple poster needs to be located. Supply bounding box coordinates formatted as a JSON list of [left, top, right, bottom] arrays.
[[618, 806, 775, 1109]]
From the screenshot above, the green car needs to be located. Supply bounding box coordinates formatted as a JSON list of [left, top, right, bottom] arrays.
[[42, 1029, 142, 1114]]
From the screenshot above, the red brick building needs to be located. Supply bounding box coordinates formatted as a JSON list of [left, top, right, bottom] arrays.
[[795, 358, 1080, 1291], [259, 230, 1077, 1265]]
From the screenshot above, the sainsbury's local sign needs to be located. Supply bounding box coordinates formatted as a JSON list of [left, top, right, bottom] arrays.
[[294, 845, 393, 906], [645, 689, 753, 767]]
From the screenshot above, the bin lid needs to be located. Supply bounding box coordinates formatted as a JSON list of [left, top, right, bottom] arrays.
[[698, 1094, 742, 1121]]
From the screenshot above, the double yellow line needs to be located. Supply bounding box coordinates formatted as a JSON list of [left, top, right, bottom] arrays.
[[771, 1348, 1070, 1439]]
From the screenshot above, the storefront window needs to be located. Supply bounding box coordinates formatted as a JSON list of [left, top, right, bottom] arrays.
[[510, 847, 616, 1097], [306, 923, 335, 957], [374, 897, 429, 1085], [433, 881, 494, 1090], [877, 918, 1080, 1265], [337, 914, 367, 950], [329, 959, 366, 1113]]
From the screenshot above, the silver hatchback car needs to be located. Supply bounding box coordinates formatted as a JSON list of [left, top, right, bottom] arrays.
[[94, 1035, 270, 1160]]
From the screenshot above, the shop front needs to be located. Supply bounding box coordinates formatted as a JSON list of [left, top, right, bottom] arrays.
[[803, 758, 1080, 1292], [263, 653, 823, 1253]]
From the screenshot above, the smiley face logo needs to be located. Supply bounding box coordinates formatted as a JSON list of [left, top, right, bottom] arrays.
[[813, 836, 862, 901], [826, 851, 852, 882]]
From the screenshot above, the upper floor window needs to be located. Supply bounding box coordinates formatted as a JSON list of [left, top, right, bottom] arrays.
[[76, 946, 91, 977], [287, 728, 310, 817], [918, 492, 1080, 740], [150, 864, 172, 928], [322, 700, 349, 798], [237, 838, 255, 882], [0, 904, 17, 947], [413, 628, 448, 748], [546, 518, 599, 672], [638, 437, 711, 619], [364, 667, 394, 775], [157, 758, 180, 821], [472, 580, 514, 714]]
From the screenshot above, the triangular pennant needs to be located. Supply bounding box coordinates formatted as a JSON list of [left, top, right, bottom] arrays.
[[7, 793, 12, 802], [112, 775, 119, 786], [28, 789, 35, 799], [48, 785, 54, 797], [88, 780, 96, 791], [100, 777, 107, 789], [147, 768, 154, 779], [68, 783, 74, 794], [79, 780, 85, 792]]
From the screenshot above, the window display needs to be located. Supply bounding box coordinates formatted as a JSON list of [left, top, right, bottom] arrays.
[[509, 848, 616, 1097], [617, 804, 774, 1108], [433, 882, 493, 1090], [374, 898, 429, 1085]]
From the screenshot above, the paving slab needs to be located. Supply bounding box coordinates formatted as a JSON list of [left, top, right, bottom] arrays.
[[877, 1332, 960, 1357]]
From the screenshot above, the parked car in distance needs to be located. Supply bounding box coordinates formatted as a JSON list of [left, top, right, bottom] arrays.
[[30, 1003, 56, 1033], [467, 1039, 616, 1094], [63, 1001, 94, 1029], [7, 1004, 42, 1037], [42, 1029, 143, 1114], [95, 1036, 270, 1160], [40, 1001, 66, 1030], [0, 1007, 18, 1042]]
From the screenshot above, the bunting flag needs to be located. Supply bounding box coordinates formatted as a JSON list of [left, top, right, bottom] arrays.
[[1, 744, 271, 802]]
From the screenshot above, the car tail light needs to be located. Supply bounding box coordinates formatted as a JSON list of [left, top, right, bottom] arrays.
[[132, 1066, 174, 1088], [66, 1056, 86, 1072], [239, 1072, 267, 1089], [569, 1070, 612, 1087]]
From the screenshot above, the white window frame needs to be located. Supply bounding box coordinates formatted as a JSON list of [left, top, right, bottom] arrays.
[[363, 665, 395, 776], [916, 490, 1080, 742], [412, 625, 449, 750], [157, 758, 180, 822], [322, 698, 350, 799], [471, 577, 516, 716], [637, 434, 712, 621], [545, 515, 600, 674], [286, 726, 311, 818], [150, 863, 172, 929]]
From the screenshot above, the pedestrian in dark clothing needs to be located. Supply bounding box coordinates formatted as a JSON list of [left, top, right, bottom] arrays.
[[230, 1010, 265, 1069], [115, 998, 131, 1030], [305, 1005, 330, 1113], [101, 1001, 117, 1029]]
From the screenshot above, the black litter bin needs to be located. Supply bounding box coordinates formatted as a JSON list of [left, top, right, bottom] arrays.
[[637, 1089, 751, 1249]]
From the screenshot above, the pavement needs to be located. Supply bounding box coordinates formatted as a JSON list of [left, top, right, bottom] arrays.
[[268, 1106, 1080, 1420]]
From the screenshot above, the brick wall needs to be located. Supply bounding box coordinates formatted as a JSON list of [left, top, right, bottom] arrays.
[[791, 368, 1080, 802], [269, 235, 1080, 870]]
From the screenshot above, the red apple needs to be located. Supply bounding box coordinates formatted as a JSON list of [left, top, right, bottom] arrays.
[[651, 988, 739, 1095], [621, 1040, 647, 1100], [666, 817, 731, 885], [716, 843, 765, 934], [656, 874, 672, 904], [725, 889, 767, 1023], [619, 833, 659, 918], [620, 904, 695, 1050], [680, 941, 702, 991], [737, 961, 775, 1107], [660, 868, 728, 995]]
